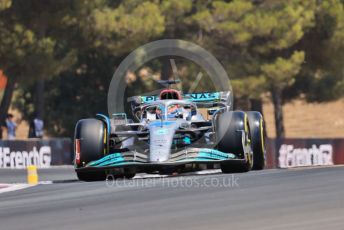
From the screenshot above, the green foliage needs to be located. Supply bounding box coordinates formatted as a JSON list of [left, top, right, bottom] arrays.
[[289, 0, 344, 102], [0, 0, 76, 81], [232, 75, 266, 99], [261, 51, 305, 89], [161, 0, 192, 22], [1, 0, 343, 137], [0, 23, 34, 70], [80, 1, 165, 54], [187, 0, 316, 103], [0, 0, 11, 11]]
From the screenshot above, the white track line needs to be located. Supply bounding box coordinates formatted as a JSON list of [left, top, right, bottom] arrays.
[[133, 174, 169, 179], [287, 164, 344, 170], [38, 181, 53, 185], [0, 183, 33, 194]]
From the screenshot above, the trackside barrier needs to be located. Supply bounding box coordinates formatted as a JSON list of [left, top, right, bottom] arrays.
[[0, 139, 72, 169], [0, 138, 343, 169], [266, 138, 344, 169]]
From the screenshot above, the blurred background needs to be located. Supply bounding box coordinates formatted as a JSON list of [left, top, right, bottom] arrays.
[[0, 0, 343, 139]]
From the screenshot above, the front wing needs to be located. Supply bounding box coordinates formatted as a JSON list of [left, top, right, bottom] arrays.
[[75, 148, 246, 172]]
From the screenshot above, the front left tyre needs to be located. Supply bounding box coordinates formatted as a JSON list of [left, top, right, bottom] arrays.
[[215, 111, 253, 173], [247, 111, 266, 170]]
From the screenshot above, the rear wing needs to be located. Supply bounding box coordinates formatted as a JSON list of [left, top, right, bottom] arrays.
[[127, 91, 231, 121], [129, 91, 231, 105]]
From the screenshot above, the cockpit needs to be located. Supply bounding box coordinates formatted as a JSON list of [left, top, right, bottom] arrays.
[[142, 101, 197, 121]]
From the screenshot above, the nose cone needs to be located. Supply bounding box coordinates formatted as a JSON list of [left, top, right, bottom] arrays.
[[148, 121, 178, 162]]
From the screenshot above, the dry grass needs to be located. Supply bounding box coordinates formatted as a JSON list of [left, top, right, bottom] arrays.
[[263, 98, 344, 138]]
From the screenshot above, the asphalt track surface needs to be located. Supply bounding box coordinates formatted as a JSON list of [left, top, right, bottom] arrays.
[[0, 166, 343, 230]]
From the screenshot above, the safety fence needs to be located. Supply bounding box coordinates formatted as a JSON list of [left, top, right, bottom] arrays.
[[0, 138, 343, 169]]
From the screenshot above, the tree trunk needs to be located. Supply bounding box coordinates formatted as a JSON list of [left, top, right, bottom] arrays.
[[34, 78, 45, 119], [250, 98, 263, 113], [0, 76, 16, 126], [233, 96, 250, 110], [271, 86, 285, 138]]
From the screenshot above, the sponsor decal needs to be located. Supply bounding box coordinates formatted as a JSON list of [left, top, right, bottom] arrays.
[[140, 92, 221, 103], [88, 153, 124, 167], [278, 144, 333, 168], [184, 92, 220, 102], [0, 146, 52, 169], [75, 139, 81, 165], [154, 129, 168, 135], [141, 95, 158, 103], [149, 121, 176, 127]]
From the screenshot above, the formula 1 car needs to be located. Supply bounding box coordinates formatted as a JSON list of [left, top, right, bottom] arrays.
[[74, 81, 266, 181]]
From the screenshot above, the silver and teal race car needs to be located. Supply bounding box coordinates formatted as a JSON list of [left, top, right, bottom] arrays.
[[74, 84, 266, 181]]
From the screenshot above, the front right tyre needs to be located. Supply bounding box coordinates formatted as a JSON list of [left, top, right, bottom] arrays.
[[74, 118, 107, 181]]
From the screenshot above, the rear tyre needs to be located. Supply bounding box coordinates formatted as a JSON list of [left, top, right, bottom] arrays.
[[247, 111, 266, 170], [74, 119, 107, 181], [215, 111, 252, 173]]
